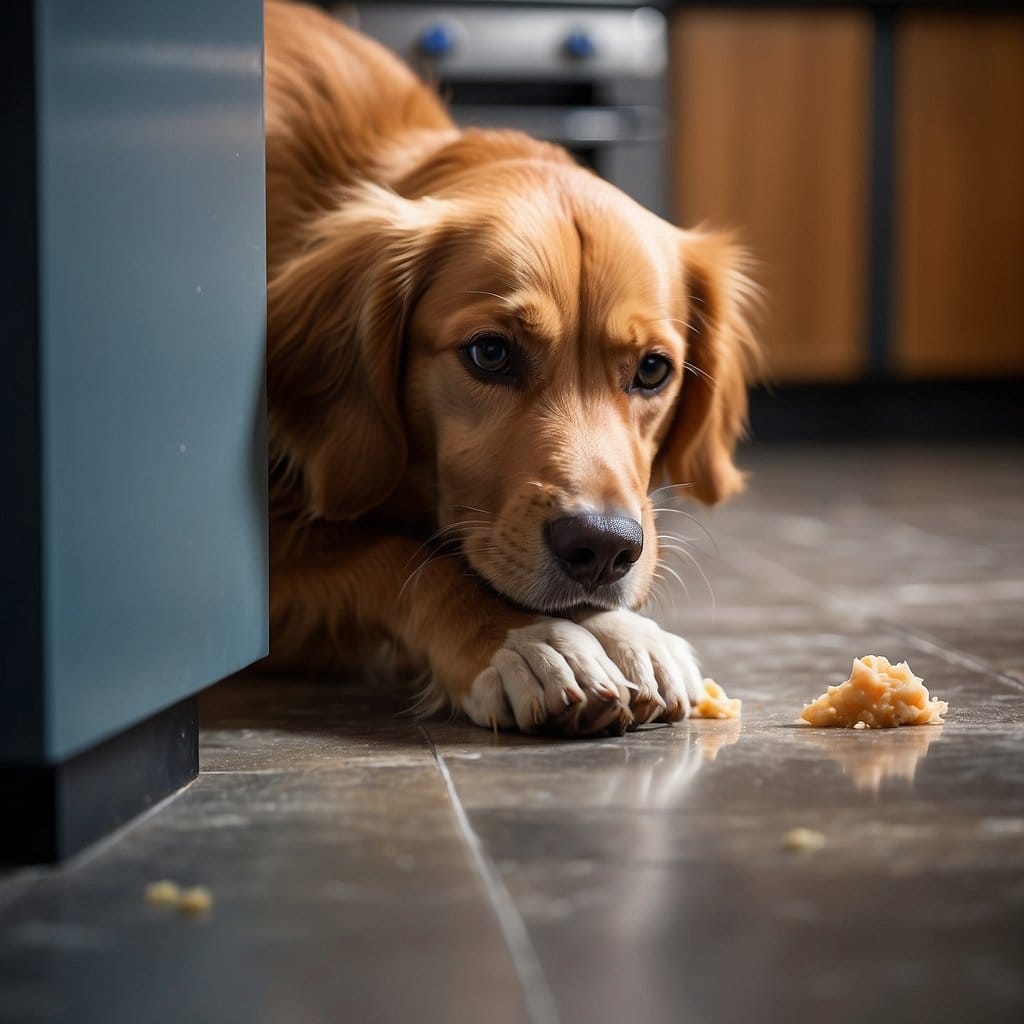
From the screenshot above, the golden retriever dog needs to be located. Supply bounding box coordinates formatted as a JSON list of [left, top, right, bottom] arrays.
[[264, 0, 757, 736]]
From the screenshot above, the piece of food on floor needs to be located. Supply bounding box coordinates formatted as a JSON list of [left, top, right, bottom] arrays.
[[177, 886, 214, 915], [144, 880, 182, 906], [691, 678, 742, 719], [145, 880, 214, 915], [783, 827, 826, 852], [801, 655, 948, 728]]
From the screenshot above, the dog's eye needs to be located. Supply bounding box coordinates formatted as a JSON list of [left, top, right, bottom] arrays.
[[631, 354, 672, 393], [464, 333, 513, 378]]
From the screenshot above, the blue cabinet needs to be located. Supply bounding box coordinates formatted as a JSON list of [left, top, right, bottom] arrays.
[[1, 0, 267, 860]]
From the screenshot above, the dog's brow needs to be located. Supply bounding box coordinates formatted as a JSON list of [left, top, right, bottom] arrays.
[[604, 315, 681, 352], [456, 289, 564, 339], [506, 296, 564, 339]]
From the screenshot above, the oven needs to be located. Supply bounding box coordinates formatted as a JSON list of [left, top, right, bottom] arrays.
[[336, 3, 669, 217]]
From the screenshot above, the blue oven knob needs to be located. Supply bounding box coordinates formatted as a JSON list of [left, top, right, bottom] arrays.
[[564, 29, 597, 60], [418, 23, 456, 58]]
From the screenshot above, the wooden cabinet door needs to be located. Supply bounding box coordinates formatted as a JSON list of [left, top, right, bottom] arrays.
[[670, 10, 873, 383], [894, 14, 1024, 377]]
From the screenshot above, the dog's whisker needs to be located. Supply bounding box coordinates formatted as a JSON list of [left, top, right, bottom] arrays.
[[398, 521, 501, 602], [647, 483, 696, 504], [655, 577, 677, 619], [643, 572, 670, 621], [642, 316, 701, 336], [683, 360, 718, 386], [657, 530, 702, 548], [658, 543, 697, 559], [449, 504, 497, 519], [402, 518, 496, 573], [657, 562, 690, 600], [653, 510, 719, 555], [402, 523, 468, 571], [659, 544, 716, 617], [457, 289, 510, 305], [397, 546, 472, 605], [652, 573, 679, 621], [397, 551, 450, 603]]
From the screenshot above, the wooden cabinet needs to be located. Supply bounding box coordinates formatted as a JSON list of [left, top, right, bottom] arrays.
[[670, 10, 873, 383], [894, 14, 1024, 377], [670, 7, 1024, 384]]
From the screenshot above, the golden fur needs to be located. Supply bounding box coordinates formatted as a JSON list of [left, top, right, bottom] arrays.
[[264, 1, 758, 735]]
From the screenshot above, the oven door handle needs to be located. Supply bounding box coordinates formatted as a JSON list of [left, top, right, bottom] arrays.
[[451, 105, 666, 146]]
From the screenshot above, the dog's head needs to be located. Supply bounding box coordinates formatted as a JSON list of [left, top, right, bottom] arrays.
[[267, 163, 757, 614]]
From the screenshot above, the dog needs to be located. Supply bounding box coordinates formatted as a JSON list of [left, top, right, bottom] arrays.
[[263, 0, 758, 736]]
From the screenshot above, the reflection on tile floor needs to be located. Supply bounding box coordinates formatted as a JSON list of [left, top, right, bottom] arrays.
[[2, 445, 1023, 1023]]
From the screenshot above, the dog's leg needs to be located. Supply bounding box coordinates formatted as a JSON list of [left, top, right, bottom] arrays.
[[269, 534, 705, 736], [269, 531, 528, 681]]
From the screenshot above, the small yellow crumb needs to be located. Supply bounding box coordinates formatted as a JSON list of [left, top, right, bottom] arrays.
[[691, 678, 742, 720], [801, 655, 947, 728], [144, 880, 181, 906], [177, 886, 214, 915], [783, 827, 826, 852]]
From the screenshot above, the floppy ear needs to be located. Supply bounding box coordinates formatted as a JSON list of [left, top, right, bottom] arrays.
[[658, 230, 760, 505], [266, 187, 451, 521]]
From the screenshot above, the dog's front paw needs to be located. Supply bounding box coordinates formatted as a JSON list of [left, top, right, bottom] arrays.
[[575, 610, 707, 724], [462, 619, 636, 736]]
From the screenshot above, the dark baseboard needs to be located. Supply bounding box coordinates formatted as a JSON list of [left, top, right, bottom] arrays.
[[746, 378, 1024, 443], [0, 696, 198, 865]]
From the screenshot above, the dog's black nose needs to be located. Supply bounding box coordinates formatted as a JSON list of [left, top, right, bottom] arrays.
[[547, 514, 644, 589]]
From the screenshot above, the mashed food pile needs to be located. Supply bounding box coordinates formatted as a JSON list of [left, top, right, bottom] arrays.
[[692, 678, 742, 720], [801, 655, 947, 728]]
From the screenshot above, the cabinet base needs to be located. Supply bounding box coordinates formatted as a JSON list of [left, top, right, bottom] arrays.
[[0, 696, 198, 865]]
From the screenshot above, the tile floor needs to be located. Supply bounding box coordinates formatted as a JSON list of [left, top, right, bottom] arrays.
[[2, 444, 1023, 1024]]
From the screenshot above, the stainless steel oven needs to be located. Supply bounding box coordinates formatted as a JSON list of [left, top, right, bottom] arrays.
[[336, 4, 669, 217]]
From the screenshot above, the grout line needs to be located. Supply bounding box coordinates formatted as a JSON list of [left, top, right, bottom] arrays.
[[60, 777, 199, 874], [716, 538, 1024, 694], [885, 620, 1024, 696], [713, 542, 836, 608], [420, 726, 561, 1024], [0, 869, 47, 914], [0, 777, 200, 903]]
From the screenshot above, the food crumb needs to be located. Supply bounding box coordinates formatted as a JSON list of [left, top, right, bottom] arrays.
[[177, 886, 214, 915], [691, 678, 742, 720], [783, 827, 826, 853], [146, 880, 213, 915], [144, 880, 182, 906]]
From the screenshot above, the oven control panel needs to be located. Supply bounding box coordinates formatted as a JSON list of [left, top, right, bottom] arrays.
[[338, 4, 666, 80]]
